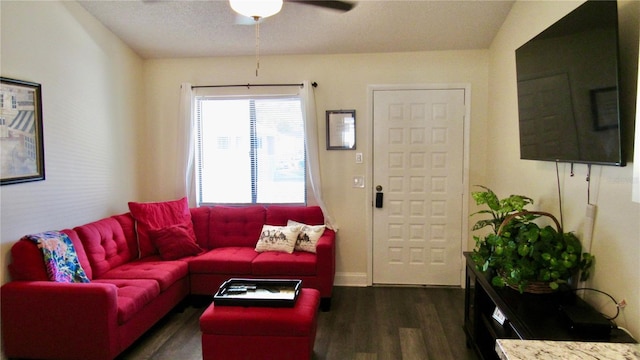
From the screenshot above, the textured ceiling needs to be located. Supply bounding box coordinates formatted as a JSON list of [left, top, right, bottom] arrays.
[[78, 0, 515, 59]]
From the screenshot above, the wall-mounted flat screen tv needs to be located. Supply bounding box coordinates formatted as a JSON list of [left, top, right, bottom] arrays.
[[515, 0, 625, 166]]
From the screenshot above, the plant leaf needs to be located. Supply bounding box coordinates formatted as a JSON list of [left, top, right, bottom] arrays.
[[492, 276, 505, 287]]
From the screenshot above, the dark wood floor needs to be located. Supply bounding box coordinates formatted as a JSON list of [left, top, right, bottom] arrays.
[[117, 286, 479, 360]]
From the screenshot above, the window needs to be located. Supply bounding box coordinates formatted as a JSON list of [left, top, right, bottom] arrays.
[[195, 96, 306, 205]]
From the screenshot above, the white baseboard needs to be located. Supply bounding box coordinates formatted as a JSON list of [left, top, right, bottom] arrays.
[[334, 272, 368, 287]]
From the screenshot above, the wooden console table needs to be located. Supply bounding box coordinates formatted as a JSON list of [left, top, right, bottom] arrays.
[[463, 252, 636, 360]]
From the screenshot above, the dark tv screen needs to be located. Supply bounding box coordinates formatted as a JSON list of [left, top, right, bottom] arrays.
[[515, 0, 625, 166]]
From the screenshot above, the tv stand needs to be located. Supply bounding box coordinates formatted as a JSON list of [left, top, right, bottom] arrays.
[[463, 252, 636, 360]]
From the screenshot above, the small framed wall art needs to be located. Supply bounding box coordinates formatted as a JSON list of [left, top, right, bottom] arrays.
[[0, 77, 45, 185], [326, 109, 356, 150]]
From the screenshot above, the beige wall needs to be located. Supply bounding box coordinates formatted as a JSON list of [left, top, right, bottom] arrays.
[[142, 51, 490, 285], [0, 0, 143, 288], [488, 0, 639, 338]]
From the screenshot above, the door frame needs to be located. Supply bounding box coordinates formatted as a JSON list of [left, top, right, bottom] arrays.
[[365, 84, 472, 287]]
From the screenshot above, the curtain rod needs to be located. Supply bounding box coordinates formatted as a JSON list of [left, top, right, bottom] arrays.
[[192, 82, 317, 89]]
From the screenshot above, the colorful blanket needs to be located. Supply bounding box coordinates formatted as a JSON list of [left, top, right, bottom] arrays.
[[23, 231, 90, 283]]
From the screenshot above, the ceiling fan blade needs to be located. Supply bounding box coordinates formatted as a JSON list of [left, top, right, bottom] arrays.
[[287, 0, 356, 12]]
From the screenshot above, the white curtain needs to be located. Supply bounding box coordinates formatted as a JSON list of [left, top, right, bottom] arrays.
[[300, 80, 338, 230], [177, 83, 196, 207]]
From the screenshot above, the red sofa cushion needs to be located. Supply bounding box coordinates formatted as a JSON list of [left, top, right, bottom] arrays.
[[266, 205, 325, 226], [148, 223, 203, 260], [93, 279, 160, 324], [75, 218, 132, 279], [128, 197, 194, 258], [251, 251, 317, 276], [189, 247, 258, 275], [209, 206, 265, 248], [99, 257, 188, 291]]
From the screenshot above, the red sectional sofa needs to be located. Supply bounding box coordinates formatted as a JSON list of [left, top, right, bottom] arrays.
[[1, 204, 335, 360]]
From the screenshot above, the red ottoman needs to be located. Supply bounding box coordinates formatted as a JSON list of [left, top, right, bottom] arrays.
[[200, 288, 320, 360]]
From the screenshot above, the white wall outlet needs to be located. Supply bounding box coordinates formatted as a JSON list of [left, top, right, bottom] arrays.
[[355, 152, 363, 163], [353, 176, 365, 188]]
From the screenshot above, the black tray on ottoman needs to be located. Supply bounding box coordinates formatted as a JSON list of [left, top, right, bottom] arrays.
[[213, 278, 302, 307]]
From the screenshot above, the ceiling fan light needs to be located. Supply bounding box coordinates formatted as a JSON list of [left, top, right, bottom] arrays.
[[229, 0, 283, 19]]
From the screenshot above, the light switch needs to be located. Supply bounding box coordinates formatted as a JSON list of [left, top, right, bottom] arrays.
[[353, 176, 365, 188], [355, 153, 363, 163]]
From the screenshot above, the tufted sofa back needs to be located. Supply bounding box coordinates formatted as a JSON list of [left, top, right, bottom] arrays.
[[74, 217, 132, 279], [190, 205, 326, 250], [208, 206, 266, 249], [111, 212, 139, 260], [7, 214, 136, 282], [265, 205, 324, 226]]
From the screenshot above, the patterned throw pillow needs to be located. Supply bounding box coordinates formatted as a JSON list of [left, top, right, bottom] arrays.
[[287, 220, 326, 253], [255, 225, 301, 254]]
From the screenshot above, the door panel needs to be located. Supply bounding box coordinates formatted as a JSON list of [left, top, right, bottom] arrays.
[[372, 88, 464, 285]]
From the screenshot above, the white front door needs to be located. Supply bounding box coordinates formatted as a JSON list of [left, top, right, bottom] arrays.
[[372, 88, 465, 285]]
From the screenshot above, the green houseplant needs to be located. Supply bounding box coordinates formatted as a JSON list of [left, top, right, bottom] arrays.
[[471, 186, 594, 293]]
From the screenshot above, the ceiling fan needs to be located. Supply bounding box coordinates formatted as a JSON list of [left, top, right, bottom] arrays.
[[229, 0, 355, 76], [230, 0, 355, 22]]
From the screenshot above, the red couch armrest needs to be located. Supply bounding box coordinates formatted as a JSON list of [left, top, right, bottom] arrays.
[[1, 281, 120, 360], [314, 229, 336, 297]]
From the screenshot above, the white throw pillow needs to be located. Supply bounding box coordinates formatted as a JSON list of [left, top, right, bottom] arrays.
[[287, 220, 326, 253], [255, 225, 301, 254]]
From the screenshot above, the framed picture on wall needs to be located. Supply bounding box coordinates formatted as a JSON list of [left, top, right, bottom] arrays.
[[0, 77, 45, 185], [326, 110, 356, 150]]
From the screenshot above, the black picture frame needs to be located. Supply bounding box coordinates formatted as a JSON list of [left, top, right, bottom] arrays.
[[0, 77, 45, 185], [326, 110, 356, 150]]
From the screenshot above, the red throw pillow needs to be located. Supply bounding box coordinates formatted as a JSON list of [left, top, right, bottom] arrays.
[[148, 223, 203, 260], [128, 197, 193, 258]]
